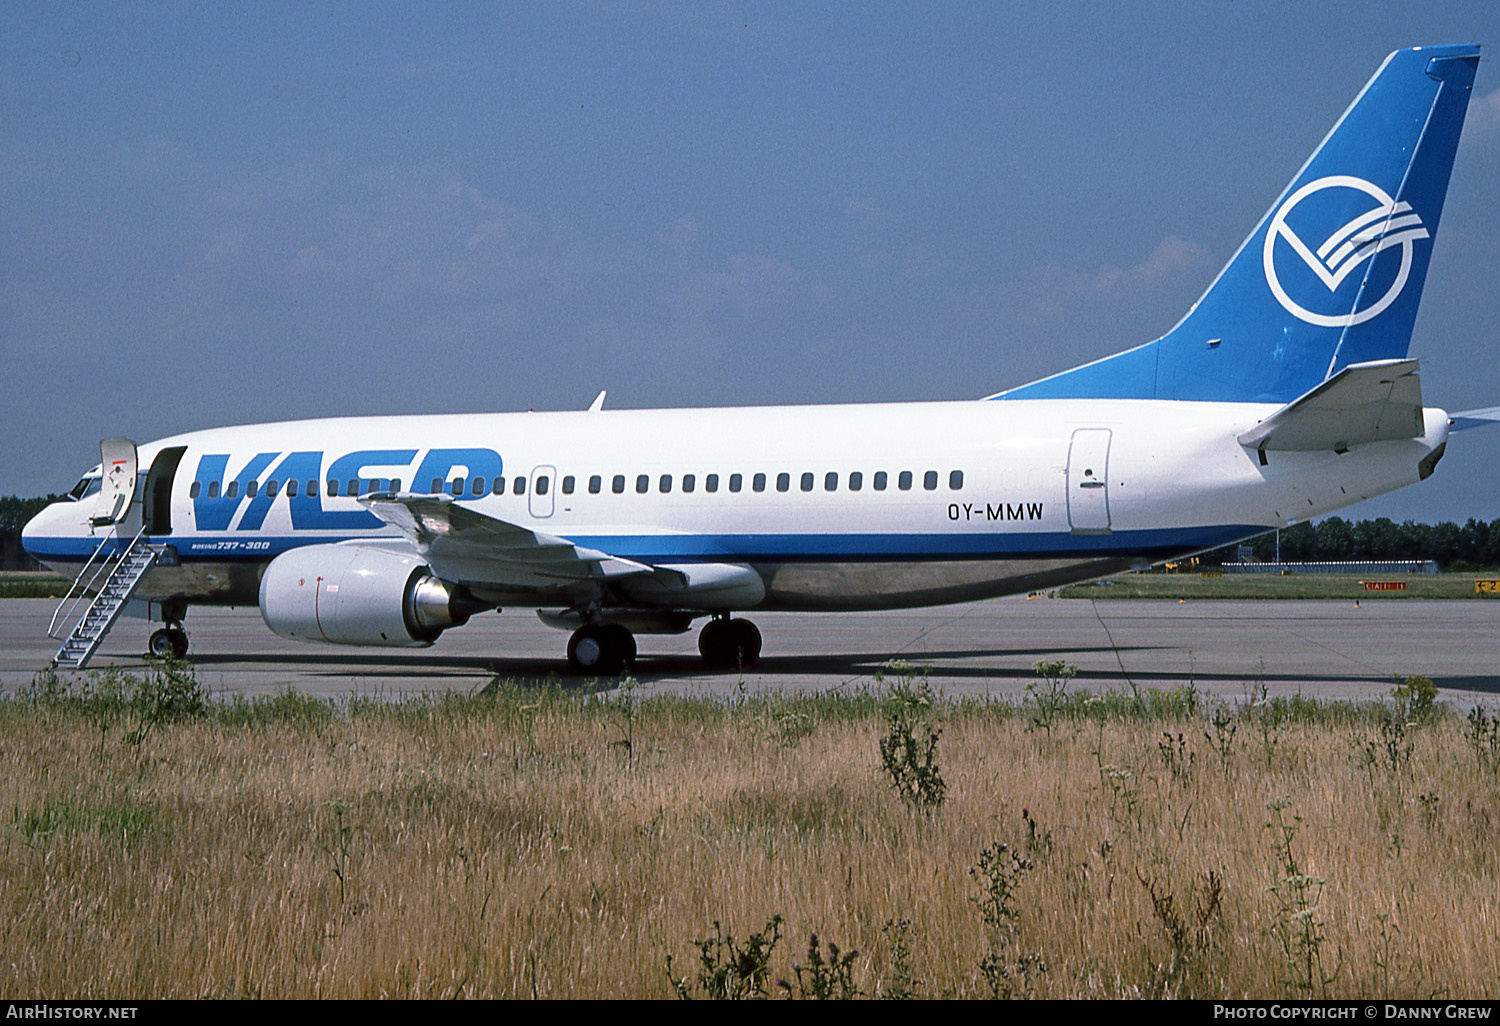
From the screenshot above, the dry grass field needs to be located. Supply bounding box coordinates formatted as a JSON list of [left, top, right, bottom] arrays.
[[2, 662, 1498, 999]]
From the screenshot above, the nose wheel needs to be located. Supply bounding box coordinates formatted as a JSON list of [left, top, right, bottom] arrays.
[[566, 623, 636, 675], [698, 617, 761, 669], [148, 625, 189, 659]]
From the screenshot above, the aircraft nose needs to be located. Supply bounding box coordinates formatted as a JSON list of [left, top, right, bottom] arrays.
[[20, 501, 77, 572]]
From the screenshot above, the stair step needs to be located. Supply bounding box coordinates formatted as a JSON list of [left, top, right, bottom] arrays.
[[50, 537, 161, 669]]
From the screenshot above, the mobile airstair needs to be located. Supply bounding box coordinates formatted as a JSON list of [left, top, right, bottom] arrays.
[[47, 527, 159, 669]]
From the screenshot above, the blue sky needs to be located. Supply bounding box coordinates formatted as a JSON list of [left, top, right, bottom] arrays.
[[3, 2, 1498, 522]]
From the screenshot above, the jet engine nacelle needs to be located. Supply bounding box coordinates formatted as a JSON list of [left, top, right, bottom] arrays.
[[259, 544, 475, 646]]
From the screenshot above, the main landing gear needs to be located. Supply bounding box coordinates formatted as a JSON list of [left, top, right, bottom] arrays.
[[566, 623, 637, 675], [698, 615, 762, 670], [148, 623, 189, 659], [563, 614, 763, 674]]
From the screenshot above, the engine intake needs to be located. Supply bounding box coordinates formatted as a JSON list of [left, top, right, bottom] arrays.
[[259, 544, 478, 646]]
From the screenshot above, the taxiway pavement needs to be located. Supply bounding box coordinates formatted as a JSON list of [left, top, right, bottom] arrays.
[[4, 596, 1498, 704]]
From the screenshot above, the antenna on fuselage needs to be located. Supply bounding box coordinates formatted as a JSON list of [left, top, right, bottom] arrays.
[[588, 390, 607, 412]]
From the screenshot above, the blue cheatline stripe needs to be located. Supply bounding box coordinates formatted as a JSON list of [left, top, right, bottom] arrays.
[[25, 524, 1265, 566]]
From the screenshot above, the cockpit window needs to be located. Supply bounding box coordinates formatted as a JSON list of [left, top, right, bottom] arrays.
[[68, 476, 102, 501]]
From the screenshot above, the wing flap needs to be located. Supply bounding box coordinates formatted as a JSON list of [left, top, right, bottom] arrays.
[[1237, 358, 1424, 453], [358, 493, 655, 584]]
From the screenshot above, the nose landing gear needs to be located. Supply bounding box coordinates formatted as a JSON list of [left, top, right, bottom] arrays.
[[148, 624, 189, 659]]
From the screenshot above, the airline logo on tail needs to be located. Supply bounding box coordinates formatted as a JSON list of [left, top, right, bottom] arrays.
[[1262, 175, 1429, 327]]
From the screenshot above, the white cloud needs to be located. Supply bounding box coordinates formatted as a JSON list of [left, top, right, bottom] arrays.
[[1022, 235, 1212, 322], [1464, 85, 1500, 143]]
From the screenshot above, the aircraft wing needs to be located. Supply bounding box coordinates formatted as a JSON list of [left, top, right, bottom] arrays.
[[1236, 359, 1424, 453], [357, 493, 674, 587]]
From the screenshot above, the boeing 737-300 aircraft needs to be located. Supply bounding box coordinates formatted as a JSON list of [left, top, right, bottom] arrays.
[[22, 45, 1496, 673]]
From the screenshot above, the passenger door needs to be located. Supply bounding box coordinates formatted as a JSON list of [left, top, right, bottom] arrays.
[[1066, 429, 1112, 534], [92, 437, 138, 527]]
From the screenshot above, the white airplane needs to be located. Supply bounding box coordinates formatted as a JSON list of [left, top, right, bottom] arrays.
[[22, 44, 1492, 673]]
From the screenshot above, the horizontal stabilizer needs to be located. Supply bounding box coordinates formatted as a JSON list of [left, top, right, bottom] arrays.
[[1236, 359, 1423, 453], [1450, 406, 1500, 433]]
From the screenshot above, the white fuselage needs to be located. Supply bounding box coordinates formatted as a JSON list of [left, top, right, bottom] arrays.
[[22, 397, 1449, 614]]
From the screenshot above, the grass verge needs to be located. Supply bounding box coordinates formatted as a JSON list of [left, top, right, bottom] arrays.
[[1058, 572, 1499, 600], [2, 662, 1496, 998]]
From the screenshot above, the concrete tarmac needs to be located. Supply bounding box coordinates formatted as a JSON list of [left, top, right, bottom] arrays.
[[5, 596, 1499, 705]]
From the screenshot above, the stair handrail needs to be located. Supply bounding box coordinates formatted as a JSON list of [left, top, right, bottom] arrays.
[[47, 525, 150, 639]]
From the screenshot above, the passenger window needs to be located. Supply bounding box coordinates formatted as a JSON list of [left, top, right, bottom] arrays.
[[924, 470, 938, 491], [706, 474, 719, 493], [246, 481, 258, 499], [266, 480, 279, 498], [683, 473, 695, 493], [874, 472, 888, 491], [472, 476, 485, 495], [613, 475, 626, 494], [451, 477, 465, 497], [209, 481, 221, 499], [189, 482, 201, 499], [899, 471, 913, 491], [562, 476, 575, 494], [536, 476, 550, 496], [800, 472, 813, 492], [307, 480, 318, 498], [753, 473, 766, 493], [777, 473, 790, 492], [346, 479, 358, 497], [636, 475, 649, 494], [950, 470, 964, 490], [824, 472, 837, 492], [659, 474, 672, 493], [327, 480, 339, 497], [431, 478, 443, 494], [514, 477, 527, 495], [589, 475, 602, 494], [286, 480, 298, 498], [390, 478, 401, 493], [493, 477, 506, 495], [730, 473, 743, 492], [849, 471, 863, 491], [226, 482, 239, 499]]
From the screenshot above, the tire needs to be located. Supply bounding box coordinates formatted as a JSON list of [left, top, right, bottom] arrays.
[[699, 617, 760, 669], [148, 629, 174, 659], [599, 623, 636, 669], [567, 624, 632, 675], [728, 618, 762, 665], [698, 618, 731, 667]]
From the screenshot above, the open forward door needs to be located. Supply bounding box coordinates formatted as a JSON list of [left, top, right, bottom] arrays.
[[91, 437, 137, 527]]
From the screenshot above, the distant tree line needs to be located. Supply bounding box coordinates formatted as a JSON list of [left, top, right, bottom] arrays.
[[1207, 516, 1500, 570], [1, 495, 63, 571]]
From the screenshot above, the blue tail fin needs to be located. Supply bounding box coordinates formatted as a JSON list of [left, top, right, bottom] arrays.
[[994, 45, 1480, 404]]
